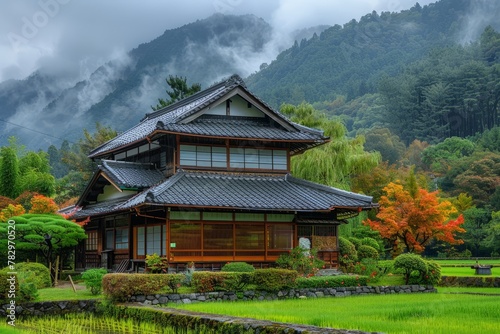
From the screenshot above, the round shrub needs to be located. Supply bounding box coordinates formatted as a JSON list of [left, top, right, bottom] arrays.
[[409, 260, 441, 285], [339, 237, 358, 272], [361, 237, 380, 251], [357, 245, 379, 260], [394, 253, 427, 284], [347, 237, 362, 250], [14, 262, 51, 288], [81, 268, 108, 295], [221, 262, 255, 272]]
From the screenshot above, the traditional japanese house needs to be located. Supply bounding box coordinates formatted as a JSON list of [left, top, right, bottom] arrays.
[[69, 75, 377, 272]]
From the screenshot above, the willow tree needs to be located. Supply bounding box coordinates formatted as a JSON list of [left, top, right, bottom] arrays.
[[281, 103, 381, 189], [281, 103, 381, 236]]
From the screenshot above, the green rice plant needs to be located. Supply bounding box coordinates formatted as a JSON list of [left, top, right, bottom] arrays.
[[172, 292, 500, 334]]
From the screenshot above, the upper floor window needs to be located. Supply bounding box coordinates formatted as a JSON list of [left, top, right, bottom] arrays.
[[179, 144, 287, 171]]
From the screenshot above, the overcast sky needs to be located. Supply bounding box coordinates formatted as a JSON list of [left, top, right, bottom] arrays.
[[0, 0, 438, 83]]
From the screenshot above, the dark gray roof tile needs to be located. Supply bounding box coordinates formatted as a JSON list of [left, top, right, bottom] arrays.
[[100, 160, 165, 189], [120, 171, 376, 212]]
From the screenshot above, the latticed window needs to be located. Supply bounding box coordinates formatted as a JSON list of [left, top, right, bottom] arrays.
[[85, 230, 98, 251]]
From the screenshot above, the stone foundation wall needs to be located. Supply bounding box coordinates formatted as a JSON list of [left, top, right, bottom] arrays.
[[128, 285, 436, 305], [0, 300, 98, 317]]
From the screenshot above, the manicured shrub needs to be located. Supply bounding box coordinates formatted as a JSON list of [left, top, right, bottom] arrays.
[[338, 237, 357, 272], [361, 237, 380, 251], [296, 275, 368, 288], [221, 262, 255, 272], [347, 237, 362, 250], [81, 268, 108, 295], [191, 272, 252, 292], [276, 247, 324, 276], [409, 260, 441, 285], [357, 245, 379, 260], [394, 253, 427, 284], [253, 269, 298, 291], [13, 262, 51, 288], [102, 273, 185, 301], [377, 260, 394, 274]]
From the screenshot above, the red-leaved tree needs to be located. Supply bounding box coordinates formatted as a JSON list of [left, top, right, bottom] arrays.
[[364, 182, 465, 255]]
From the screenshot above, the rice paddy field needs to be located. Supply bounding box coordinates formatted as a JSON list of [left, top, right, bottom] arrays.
[[172, 291, 500, 334]]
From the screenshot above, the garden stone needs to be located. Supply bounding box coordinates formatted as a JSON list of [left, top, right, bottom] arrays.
[[182, 298, 192, 304]]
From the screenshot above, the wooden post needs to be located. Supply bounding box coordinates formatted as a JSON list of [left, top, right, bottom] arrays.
[[68, 275, 77, 293], [54, 256, 60, 287]]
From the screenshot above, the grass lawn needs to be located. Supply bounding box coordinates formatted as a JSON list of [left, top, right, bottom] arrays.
[[0, 324, 23, 334], [440, 266, 499, 276], [171, 292, 500, 334], [434, 259, 500, 266], [36, 285, 102, 301]]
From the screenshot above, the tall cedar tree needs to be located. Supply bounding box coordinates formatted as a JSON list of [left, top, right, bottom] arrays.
[[365, 182, 465, 255]]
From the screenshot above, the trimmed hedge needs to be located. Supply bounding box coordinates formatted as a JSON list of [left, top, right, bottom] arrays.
[[253, 269, 298, 291], [103, 273, 185, 301], [221, 262, 255, 272], [296, 275, 368, 288], [191, 272, 252, 292], [357, 245, 379, 260]]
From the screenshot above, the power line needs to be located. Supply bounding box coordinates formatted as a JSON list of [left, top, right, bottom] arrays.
[[0, 118, 76, 145]]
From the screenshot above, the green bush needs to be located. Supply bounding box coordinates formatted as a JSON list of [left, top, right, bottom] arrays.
[[409, 260, 441, 285], [102, 273, 185, 301], [0, 272, 18, 302], [145, 253, 169, 273], [12, 262, 51, 288], [347, 237, 362, 250], [81, 268, 108, 295], [361, 237, 380, 251], [253, 269, 298, 291], [357, 245, 379, 260], [275, 247, 324, 276], [296, 275, 368, 288], [0, 271, 37, 303], [338, 237, 357, 272], [394, 253, 427, 284], [377, 260, 394, 274], [221, 262, 255, 272], [191, 272, 252, 292]]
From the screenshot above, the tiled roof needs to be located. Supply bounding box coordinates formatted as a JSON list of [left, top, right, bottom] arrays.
[[71, 197, 131, 219], [99, 160, 164, 189], [89, 75, 326, 158], [157, 115, 322, 141], [120, 170, 376, 212]]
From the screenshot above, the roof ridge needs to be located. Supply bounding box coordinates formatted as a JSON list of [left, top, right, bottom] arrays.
[[143, 75, 241, 121]]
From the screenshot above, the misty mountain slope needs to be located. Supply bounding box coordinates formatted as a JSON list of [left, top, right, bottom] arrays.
[[246, 0, 499, 107], [0, 14, 273, 148]]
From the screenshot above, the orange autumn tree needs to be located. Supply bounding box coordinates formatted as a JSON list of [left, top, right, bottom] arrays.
[[364, 182, 465, 255], [29, 195, 59, 214]]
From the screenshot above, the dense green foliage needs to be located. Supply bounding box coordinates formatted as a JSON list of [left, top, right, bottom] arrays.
[[11, 262, 51, 289], [0, 214, 87, 284], [275, 246, 324, 276], [221, 262, 255, 273], [252, 269, 299, 292], [394, 254, 428, 284], [191, 272, 252, 292], [81, 268, 108, 295], [102, 273, 185, 301], [296, 275, 368, 288]]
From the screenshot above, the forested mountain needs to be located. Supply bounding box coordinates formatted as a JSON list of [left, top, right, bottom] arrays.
[[0, 14, 274, 148], [0, 0, 499, 150]]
